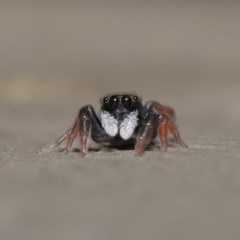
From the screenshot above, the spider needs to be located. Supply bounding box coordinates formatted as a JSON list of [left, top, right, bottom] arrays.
[[46, 94, 187, 156]]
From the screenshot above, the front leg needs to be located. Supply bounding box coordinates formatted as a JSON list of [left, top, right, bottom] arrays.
[[78, 106, 111, 154], [135, 111, 158, 156], [44, 105, 110, 155]]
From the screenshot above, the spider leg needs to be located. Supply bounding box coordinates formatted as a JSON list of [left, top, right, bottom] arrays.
[[145, 101, 175, 120], [43, 116, 80, 152], [66, 117, 80, 152], [167, 119, 188, 148], [67, 106, 111, 155], [78, 107, 91, 154], [157, 115, 187, 151], [80, 105, 111, 142], [135, 112, 158, 156], [78, 106, 113, 154], [158, 116, 168, 151], [44, 105, 110, 155], [42, 128, 72, 152], [145, 100, 187, 151]]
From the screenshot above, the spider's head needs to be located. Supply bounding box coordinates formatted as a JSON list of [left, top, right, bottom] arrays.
[[101, 94, 142, 120], [100, 94, 142, 139]]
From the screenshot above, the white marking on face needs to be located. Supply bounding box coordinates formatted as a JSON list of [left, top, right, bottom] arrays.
[[101, 111, 118, 137], [119, 110, 139, 140]]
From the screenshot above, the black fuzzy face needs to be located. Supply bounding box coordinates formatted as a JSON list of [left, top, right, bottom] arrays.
[[101, 94, 142, 120]]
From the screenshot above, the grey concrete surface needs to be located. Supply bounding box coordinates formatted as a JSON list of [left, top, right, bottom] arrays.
[[0, 2, 240, 240]]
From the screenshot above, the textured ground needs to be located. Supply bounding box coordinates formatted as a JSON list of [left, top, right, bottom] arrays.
[[1, 2, 240, 240]]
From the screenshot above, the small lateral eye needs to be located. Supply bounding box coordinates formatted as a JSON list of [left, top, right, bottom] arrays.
[[103, 97, 108, 103], [132, 96, 138, 101]]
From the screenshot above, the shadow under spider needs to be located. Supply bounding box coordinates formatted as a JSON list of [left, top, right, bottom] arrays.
[[58, 138, 177, 153]]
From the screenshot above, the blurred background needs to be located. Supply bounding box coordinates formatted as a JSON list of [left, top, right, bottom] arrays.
[[1, 2, 240, 240], [0, 1, 240, 145]]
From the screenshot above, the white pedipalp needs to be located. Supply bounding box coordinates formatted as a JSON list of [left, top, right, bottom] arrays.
[[100, 111, 118, 137], [119, 110, 139, 140]]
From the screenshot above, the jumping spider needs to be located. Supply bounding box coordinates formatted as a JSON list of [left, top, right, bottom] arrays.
[[46, 94, 187, 156]]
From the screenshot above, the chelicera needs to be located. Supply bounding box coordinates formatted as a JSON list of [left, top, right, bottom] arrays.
[[46, 94, 187, 156]]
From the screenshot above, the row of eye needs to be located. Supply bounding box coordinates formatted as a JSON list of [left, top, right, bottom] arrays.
[[103, 95, 139, 103]]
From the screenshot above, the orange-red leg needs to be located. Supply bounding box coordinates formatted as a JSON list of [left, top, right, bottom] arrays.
[[158, 116, 187, 151], [167, 120, 187, 148], [135, 125, 154, 156], [64, 114, 92, 154], [43, 117, 80, 153], [43, 128, 72, 152], [135, 113, 158, 156], [158, 116, 168, 151], [150, 101, 175, 120], [79, 116, 91, 155], [66, 117, 80, 152], [151, 100, 187, 151]]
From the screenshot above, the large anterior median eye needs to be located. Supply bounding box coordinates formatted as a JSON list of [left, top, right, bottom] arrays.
[[122, 95, 132, 107], [109, 95, 119, 108]]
